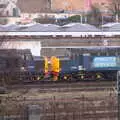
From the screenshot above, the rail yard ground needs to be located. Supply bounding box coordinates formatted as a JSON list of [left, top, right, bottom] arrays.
[[0, 81, 117, 120]]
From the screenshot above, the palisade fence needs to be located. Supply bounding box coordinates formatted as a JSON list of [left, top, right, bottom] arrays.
[[0, 93, 117, 120]]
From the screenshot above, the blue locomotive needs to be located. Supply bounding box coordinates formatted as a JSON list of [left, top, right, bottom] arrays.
[[59, 54, 118, 81], [0, 47, 119, 85], [58, 47, 120, 81], [24, 47, 120, 82]]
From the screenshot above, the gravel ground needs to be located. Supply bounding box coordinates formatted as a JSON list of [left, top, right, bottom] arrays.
[[0, 83, 117, 120]]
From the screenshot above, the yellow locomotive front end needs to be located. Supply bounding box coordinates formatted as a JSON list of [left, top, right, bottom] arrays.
[[50, 56, 60, 81], [44, 56, 60, 81]]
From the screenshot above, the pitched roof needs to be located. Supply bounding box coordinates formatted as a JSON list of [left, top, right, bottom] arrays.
[[61, 23, 100, 32], [101, 22, 120, 31], [0, 23, 100, 32], [21, 23, 60, 32]]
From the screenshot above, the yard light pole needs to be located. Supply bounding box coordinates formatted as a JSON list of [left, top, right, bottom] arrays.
[[84, 15, 87, 23], [116, 14, 119, 22], [117, 71, 120, 120], [116, 4, 120, 22], [80, 14, 83, 24]]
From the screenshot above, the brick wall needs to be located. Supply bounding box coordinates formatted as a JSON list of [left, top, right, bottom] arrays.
[[17, 0, 51, 13], [52, 0, 110, 11], [17, 0, 111, 13]]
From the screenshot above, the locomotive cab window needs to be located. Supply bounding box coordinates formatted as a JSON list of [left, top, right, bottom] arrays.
[[0, 58, 7, 69], [24, 54, 33, 61]]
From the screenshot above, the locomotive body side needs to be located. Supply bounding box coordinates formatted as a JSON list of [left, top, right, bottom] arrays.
[[59, 54, 120, 81]]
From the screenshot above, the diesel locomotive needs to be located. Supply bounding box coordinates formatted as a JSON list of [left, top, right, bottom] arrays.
[[0, 47, 120, 85], [29, 46, 120, 81]]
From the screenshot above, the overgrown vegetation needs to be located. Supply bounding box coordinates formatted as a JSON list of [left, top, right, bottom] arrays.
[[68, 15, 81, 22], [34, 3, 117, 26], [108, 0, 120, 21], [67, 5, 102, 26], [0, 18, 8, 25], [86, 4, 102, 26], [33, 18, 55, 24]]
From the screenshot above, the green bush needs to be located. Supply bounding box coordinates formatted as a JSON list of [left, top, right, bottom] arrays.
[[68, 15, 81, 22]]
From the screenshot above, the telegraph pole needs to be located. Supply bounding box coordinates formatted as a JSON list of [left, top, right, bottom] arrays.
[[117, 71, 120, 119]]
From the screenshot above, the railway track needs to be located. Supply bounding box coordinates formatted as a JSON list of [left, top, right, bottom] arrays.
[[7, 80, 116, 93], [1, 81, 117, 120], [33, 87, 114, 93]]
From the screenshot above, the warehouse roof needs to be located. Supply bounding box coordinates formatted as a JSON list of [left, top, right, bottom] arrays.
[[0, 23, 100, 32], [22, 23, 60, 32], [61, 23, 100, 32], [3, 24, 19, 31], [101, 22, 120, 31]]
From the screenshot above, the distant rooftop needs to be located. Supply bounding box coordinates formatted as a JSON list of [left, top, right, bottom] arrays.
[[102, 22, 120, 31], [0, 23, 100, 32]]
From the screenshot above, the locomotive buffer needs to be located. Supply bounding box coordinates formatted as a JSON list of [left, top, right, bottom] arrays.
[[117, 71, 120, 119]]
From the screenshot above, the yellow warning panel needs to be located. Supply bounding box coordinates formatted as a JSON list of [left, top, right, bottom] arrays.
[[50, 56, 60, 73], [44, 57, 48, 73]]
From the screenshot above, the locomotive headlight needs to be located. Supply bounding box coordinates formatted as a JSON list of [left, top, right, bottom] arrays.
[[81, 75, 84, 79], [64, 76, 67, 80]]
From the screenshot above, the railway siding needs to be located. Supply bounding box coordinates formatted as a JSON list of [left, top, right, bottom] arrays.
[[0, 93, 117, 120], [0, 81, 117, 120]]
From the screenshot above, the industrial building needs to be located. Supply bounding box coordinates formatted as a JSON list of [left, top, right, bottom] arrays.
[[0, 22, 120, 57]]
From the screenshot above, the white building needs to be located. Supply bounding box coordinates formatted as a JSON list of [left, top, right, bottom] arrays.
[[0, 0, 20, 17]]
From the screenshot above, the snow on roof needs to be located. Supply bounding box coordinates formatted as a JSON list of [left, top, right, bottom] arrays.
[[0, 23, 100, 32], [101, 22, 120, 28], [101, 22, 120, 31], [0, 24, 9, 31], [3, 24, 19, 31], [61, 23, 100, 32], [21, 23, 61, 32], [62, 23, 80, 27]]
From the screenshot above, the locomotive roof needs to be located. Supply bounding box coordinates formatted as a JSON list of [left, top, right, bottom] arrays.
[[0, 49, 31, 55], [41, 46, 120, 49], [67, 46, 120, 55]]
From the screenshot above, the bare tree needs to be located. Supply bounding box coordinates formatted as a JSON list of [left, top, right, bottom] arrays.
[[86, 4, 102, 26], [109, 0, 120, 22]]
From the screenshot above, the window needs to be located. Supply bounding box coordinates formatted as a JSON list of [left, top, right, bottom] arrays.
[[0, 58, 7, 69], [0, 4, 6, 8], [25, 54, 33, 61]]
